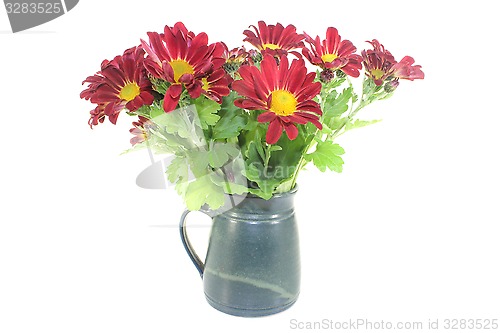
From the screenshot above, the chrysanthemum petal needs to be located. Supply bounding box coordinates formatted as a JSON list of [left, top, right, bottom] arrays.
[[283, 122, 299, 140], [163, 84, 183, 112], [284, 58, 306, 93], [232, 77, 260, 100], [235, 98, 267, 110], [295, 111, 322, 129], [266, 119, 283, 144], [325, 27, 340, 54], [297, 100, 322, 114], [296, 80, 321, 102], [287, 114, 309, 124], [257, 111, 278, 122], [260, 54, 278, 91]]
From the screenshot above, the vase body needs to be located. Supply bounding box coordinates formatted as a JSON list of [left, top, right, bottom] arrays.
[[180, 188, 300, 317]]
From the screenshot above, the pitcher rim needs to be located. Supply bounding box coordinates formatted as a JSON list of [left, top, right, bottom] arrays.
[[228, 184, 298, 200]]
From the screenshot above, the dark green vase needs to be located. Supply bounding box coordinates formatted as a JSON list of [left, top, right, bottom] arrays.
[[179, 187, 300, 317]]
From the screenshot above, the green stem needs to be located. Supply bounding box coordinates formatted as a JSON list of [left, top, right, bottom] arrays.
[[289, 130, 318, 189], [330, 78, 382, 141], [289, 80, 375, 189], [288, 77, 388, 190], [330, 101, 367, 141], [263, 144, 272, 170]]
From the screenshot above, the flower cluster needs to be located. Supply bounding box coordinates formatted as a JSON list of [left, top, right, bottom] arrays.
[[81, 21, 424, 210], [362, 39, 424, 89]]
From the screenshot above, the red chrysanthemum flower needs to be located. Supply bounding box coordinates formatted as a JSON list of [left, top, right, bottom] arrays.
[[243, 21, 304, 57], [361, 39, 424, 86], [200, 68, 232, 103], [302, 27, 363, 77], [81, 46, 154, 127], [141, 22, 228, 112], [222, 44, 253, 65], [233, 54, 322, 144], [221, 44, 258, 76], [129, 116, 155, 146]]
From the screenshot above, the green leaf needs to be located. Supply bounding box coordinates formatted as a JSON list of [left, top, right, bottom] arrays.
[[212, 92, 247, 139], [362, 77, 384, 102], [351, 91, 359, 104], [184, 176, 225, 211], [187, 149, 210, 177], [248, 188, 274, 200], [323, 116, 346, 133], [274, 177, 295, 193], [129, 104, 152, 118], [345, 119, 382, 131], [166, 155, 190, 196], [149, 105, 191, 139], [323, 87, 354, 118], [243, 159, 262, 181], [149, 103, 169, 126], [213, 114, 247, 139], [305, 141, 345, 173], [150, 77, 169, 95], [268, 124, 311, 180], [192, 96, 221, 130], [377, 91, 395, 101], [150, 106, 208, 148], [362, 77, 377, 96], [242, 141, 282, 198], [208, 143, 240, 168], [166, 155, 189, 184], [319, 73, 346, 91], [211, 173, 249, 195]]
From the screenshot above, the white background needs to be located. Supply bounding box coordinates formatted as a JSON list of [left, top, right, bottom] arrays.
[[1, 0, 499, 332]]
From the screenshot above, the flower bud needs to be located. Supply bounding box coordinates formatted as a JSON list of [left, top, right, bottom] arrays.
[[335, 69, 346, 79], [320, 69, 335, 83], [223, 62, 241, 74], [249, 50, 263, 64], [384, 79, 399, 93]]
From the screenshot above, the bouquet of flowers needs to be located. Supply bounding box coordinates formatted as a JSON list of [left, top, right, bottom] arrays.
[[81, 21, 424, 210]]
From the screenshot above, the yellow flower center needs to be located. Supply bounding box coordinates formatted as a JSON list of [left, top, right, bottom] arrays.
[[201, 78, 209, 91], [262, 43, 280, 50], [269, 90, 297, 116], [119, 82, 140, 102], [371, 69, 385, 80], [321, 53, 338, 63], [169, 59, 194, 82]]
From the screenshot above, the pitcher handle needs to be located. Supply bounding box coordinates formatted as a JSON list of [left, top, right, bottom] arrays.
[[179, 209, 209, 278]]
